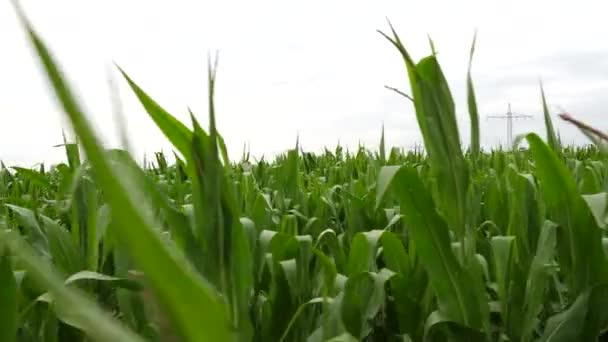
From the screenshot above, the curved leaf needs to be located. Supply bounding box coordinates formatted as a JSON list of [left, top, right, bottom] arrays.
[[380, 231, 409, 275], [341, 270, 391, 339], [526, 133, 608, 296], [522, 221, 558, 340], [539, 284, 608, 341], [424, 310, 487, 342], [1, 230, 143, 342], [14, 6, 231, 340], [117, 67, 193, 161], [376, 165, 487, 334], [65, 270, 143, 291], [346, 230, 384, 276]]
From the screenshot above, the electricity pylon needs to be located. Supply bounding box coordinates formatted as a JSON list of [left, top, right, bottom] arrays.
[[487, 103, 533, 147]]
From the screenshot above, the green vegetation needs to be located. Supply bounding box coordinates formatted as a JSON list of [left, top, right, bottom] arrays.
[[3, 5, 608, 342]]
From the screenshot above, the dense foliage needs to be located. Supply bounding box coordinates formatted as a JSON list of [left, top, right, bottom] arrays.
[[3, 5, 608, 342]]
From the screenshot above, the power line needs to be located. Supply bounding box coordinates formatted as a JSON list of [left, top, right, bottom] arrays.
[[487, 103, 533, 147]]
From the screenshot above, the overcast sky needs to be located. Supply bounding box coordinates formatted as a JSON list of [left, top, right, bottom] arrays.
[[1, 1, 607, 165]]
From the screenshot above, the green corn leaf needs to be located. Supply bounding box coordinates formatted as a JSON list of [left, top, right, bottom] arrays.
[[490, 236, 515, 311], [263, 257, 297, 341], [489, 233, 528, 340], [376, 165, 488, 335], [60, 134, 81, 170], [106, 149, 204, 271], [64, 270, 143, 291], [539, 284, 608, 341], [579, 166, 601, 194], [325, 332, 358, 342], [376, 165, 401, 209], [582, 192, 608, 229], [580, 283, 608, 341], [316, 229, 347, 273], [526, 133, 608, 297], [279, 297, 332, 342], [379, 23, 469, 238], [341, 270, 391, 339], [112, 242, 156, 339], [424, 310, 487, 342], [34, 270, 145, 330], [0, 251, 18, 342], [427, 35, 438, 56], [380, 231, 410, 275], [345, 230, 384, 276], [217, 131, 231, 168], [189, 60, 254, 339], [540, 83, 561, 155], [39, 214, 81, 275], [386, 273, 426, 339], [505, 169, 543, 259], [379, 124, 386, 164], [1, 230, 144, 342], [11, 166, 51, 189], [95, 204, 111, 243], [467, 31, 480, 162], [13, 5, 230, 341], [117, 66, 193, 161], [522, 221, 557, 341], [5, 204, 48, 255]]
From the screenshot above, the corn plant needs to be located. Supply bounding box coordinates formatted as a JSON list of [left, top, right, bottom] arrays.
[[2, 3, 608, 342]]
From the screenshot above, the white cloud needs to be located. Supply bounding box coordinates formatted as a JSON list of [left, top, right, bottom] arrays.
[[1, 0, 607, 164]]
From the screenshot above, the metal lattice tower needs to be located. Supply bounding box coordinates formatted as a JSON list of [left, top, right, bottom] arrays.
[[487, 103, 533, 147]]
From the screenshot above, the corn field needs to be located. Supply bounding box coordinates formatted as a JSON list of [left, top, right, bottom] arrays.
[[2, 4, 608, 342]]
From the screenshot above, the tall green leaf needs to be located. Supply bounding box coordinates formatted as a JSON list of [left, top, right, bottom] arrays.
[[377, 165, 488, 335], [467, 31, 480, 162], [340, 270, 390, 339], [379, 23, 469, 239], [117, 67, 193, 160], [13, 5, 230, 341], [526, 133, 608, 297], [521, 221, 557, 341], [540, 83, 561, 155], [188, 59, 253, 340]]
